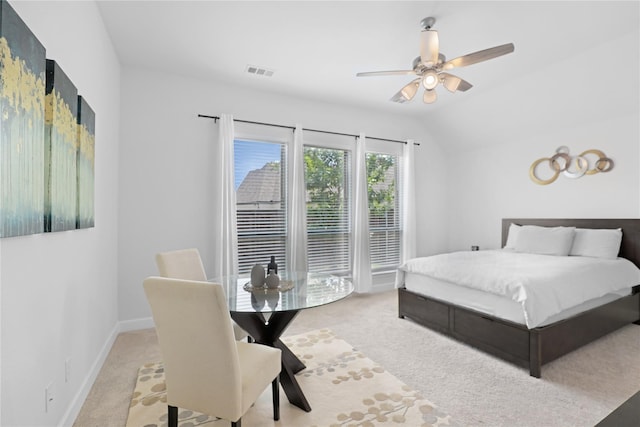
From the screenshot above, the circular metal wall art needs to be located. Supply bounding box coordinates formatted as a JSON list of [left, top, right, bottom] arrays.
[[529, 147, 614, 185]]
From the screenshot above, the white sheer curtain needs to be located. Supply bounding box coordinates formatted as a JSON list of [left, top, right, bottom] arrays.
[[352, 133, 372, 293], [401, 140, 417, 262], [287, 125, 308, 273], [211, 114, 239, 278]]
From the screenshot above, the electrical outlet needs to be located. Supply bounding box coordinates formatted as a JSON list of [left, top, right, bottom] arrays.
[[65, 358, 72, 383], [45, 382, 55, 412]]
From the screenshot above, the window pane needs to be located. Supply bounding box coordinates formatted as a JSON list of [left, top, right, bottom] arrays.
[[304, 146, 351, 274], [235, 140, 287, 274], [367, 152, 400, 271]]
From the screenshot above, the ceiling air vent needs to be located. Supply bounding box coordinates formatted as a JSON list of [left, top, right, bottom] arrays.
[[245, 64, 274, 77]]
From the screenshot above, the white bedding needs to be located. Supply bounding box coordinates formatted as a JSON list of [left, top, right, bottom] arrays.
[[396, 250, 640, 328]]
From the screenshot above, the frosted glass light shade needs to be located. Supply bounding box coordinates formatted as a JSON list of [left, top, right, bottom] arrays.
[[400, 79, 421, 101], [443, 74, 461, 92], [422, 70, 439, 90], [423, 89, 437, 104]]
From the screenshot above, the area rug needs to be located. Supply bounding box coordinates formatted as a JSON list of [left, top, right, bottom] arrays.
[[125, 328, 455, 426]]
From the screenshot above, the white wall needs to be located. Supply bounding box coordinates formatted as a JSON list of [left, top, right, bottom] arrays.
[[117, 65, 447, 323], [445, 111, 640, 251], [441, 23, 639, 251], [1, 2, 120, 426]]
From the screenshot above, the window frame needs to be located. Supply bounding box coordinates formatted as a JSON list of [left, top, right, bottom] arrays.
[[364, 139, 404, 274]]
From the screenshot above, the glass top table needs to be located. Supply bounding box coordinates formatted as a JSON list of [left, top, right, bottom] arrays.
[[217, 271, 354, 314], [213, 271, 354, 413]]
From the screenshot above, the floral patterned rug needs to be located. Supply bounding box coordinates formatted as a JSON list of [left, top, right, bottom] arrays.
[[125, 329, 455, 427]]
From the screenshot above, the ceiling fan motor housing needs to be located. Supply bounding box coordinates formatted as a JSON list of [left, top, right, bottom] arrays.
[[420, 17, 436, 30]]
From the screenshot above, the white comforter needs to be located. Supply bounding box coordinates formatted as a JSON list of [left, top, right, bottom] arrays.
[[396, 250, 640, 328]]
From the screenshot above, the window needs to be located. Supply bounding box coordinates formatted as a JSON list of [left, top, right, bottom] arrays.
[[304, 146, 352, 274], [232, 129, 403, 278], [234, 139, 287, 274], [366, 152, 400, 271]]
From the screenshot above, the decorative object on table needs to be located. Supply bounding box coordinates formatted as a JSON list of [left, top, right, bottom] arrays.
[[265, 271, 280, 289], [471, 246, 479, 251], [0, 0, 46, 238], [265, 291, 279, 310], [529, 146, 614, 185], [250, 264, 266, 287], [243, 279, 294, 293], [250, 292, 266, 311], [267, 255, 278, 275]]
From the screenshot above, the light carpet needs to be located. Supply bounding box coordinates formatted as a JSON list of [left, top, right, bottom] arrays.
[[125, 328, 456, 427]]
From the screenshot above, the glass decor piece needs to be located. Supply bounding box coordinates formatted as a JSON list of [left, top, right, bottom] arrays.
[[76, 95, 94, 229], [44, 59, 78, 232], [0, 0, 46, 237]]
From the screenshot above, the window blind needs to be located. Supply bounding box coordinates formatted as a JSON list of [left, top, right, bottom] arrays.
[[234, 139, 287, 274], [304, 146, 352, 274], [366, 152, 400, 271]]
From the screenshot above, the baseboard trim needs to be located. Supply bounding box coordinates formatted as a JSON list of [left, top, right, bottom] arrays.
[[59, 322, 120, 427], [119, 316, 154, 332], [59, 317, 154, 426], [371, 283, 395, 293]]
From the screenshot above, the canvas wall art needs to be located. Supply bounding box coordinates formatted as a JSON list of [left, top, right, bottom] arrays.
[[0, 0, 46, 237], [45, 59, 78, 232], [76, 95, 94, 229]]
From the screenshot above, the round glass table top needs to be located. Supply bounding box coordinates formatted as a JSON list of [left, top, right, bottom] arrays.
[[214, 271, 354, 313]]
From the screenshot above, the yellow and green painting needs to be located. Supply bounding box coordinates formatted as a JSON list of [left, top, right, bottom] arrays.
[[45, 59, 77, 232], [76, 95, 94, 229], [0, 0, 46, 238]]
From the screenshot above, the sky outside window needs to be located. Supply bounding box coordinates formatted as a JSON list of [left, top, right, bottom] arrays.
[[233, 139, 281, 189]]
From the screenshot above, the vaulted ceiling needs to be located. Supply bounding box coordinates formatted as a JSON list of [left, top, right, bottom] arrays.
[[97, 1, 639, 150]]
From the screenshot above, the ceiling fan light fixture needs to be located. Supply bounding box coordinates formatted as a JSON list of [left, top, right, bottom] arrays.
[[422, 70, 439, 90], [423, 88, 437, 104], [443, 74, 461, 92], [400, 79, 421, 101]]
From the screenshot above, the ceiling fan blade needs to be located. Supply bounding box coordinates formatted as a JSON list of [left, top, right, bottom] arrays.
[[419, 30, 439, 67], [442, 43, 514, 70], [441, 73, 473, 92], [356, 70, 416, 77], [423, 88, 437, 104]]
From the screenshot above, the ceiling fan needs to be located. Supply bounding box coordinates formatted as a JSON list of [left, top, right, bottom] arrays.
[[356, 17, 515, 104]]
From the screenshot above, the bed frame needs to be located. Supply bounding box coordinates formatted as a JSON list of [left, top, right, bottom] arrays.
[[398, 218, 640, 377]]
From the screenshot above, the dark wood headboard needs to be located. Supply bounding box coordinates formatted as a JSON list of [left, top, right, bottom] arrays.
[[501, 218, 640, 268]]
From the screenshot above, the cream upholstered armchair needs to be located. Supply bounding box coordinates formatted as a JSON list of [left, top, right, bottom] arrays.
[[155, 248, 249, 341], [143, 276, 281, 427]]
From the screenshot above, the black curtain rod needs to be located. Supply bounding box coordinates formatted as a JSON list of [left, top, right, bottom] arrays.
[[197, 114, 419, 146]]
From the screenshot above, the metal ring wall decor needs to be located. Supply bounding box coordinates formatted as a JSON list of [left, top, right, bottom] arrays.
[[529, 147, 614, 185]]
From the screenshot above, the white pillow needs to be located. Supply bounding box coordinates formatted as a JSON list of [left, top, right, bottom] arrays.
[[515, 225, 576, 256], [569, 228, 622, 259], [504, 223, 521, 250]]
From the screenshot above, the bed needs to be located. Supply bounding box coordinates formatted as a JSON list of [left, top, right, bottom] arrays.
[[397, 218, 640, 377]]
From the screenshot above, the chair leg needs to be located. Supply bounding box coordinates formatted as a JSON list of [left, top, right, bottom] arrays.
[[168, 405, 178, 427], [232, 418, 241, 427], [247, 336, 253, 343], [272, 376, 280, 421]]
